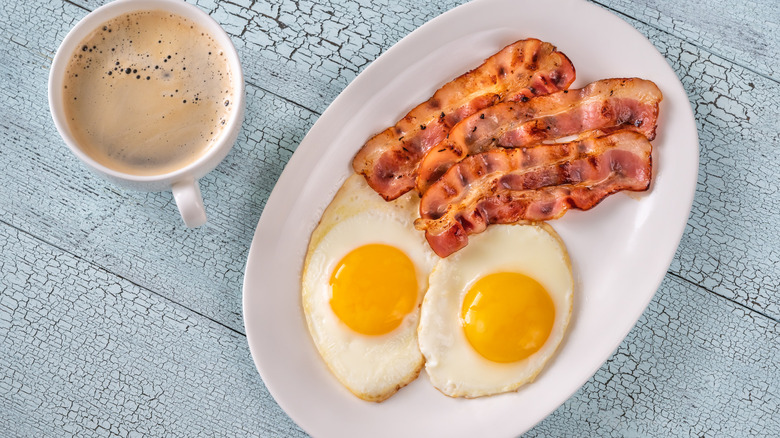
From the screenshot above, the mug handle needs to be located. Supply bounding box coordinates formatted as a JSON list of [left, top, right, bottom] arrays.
[[171, 178, 207, 228]]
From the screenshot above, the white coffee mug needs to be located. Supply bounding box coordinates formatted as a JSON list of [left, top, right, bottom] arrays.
[[48, 0, 245, 228]]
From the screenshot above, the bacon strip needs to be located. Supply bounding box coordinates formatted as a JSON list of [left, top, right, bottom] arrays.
[[415, 131, 652, 257], [416, 78, 662, 193], [351, 39, 576, 201]]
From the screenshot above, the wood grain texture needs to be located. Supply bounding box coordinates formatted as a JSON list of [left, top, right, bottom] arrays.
[[65, 0, 469, 115], [1, 0, 779, 436], [596, 0, 780, 81], [1, 224, 305, 437], [1, 0, 776, 337], [0, 0, 318, 333], [621, 14, 780, 323], [53, 0, 780, 108], [3, 222, 777, 436], [527, 275, 779, 436]]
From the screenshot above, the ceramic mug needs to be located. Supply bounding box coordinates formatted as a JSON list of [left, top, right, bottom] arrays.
[[48, 0, 245, 227]]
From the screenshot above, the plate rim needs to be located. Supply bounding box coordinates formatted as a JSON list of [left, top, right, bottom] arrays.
[[242, 0, 699, 435]]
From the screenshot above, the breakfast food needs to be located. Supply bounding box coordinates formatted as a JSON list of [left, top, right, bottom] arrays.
[[416, 130, 653, 257], [301, 175, 437, 402], [352, 38, 575, 201], [415, 78, 662, 192], [417, 223, 573, 397], [302, 36, 662, 402]]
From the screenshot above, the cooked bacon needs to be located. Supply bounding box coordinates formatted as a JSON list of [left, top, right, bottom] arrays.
[[351, 39, 576, 201], [415, 130, 653, 257], [416, 78, 662, 193]]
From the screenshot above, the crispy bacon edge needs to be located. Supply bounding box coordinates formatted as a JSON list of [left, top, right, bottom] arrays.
[[351, 38, 576, 201], [415, 78, 662, 193], [415, 130, 653, 257]]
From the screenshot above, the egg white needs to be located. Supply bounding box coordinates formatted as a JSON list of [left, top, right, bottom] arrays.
[[301, 174, 438, 402], [418, 223, 573, 398]]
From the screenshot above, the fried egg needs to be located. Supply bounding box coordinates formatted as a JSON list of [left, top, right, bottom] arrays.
[[418, 223, 573, 398], [301, 174, 437, 402]]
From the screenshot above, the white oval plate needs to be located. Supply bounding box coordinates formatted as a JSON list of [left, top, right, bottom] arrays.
[[242, 0, 698, 436]]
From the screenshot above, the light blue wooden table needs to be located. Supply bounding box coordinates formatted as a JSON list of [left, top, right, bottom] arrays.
[[2, 0, 779, 436]]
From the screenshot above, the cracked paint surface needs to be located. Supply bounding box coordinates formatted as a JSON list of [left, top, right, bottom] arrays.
[[622, 18, 780, 321], [525, 275, 779, 436], [2, 0, 777, 341], [0, 0, 319, 333], [60, 0, 469, 114], [1, 0, 779, 436], [3, 222, 777, 436], [596, 0, 780, 82], [1, 225, 306, 436]]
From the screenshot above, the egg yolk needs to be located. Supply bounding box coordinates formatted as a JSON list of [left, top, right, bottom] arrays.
[[329, 244, 417, 336], [460, 272, 555, 363]]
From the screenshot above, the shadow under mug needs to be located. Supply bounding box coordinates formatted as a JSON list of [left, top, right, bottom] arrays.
[[48, 0, 246, 228]]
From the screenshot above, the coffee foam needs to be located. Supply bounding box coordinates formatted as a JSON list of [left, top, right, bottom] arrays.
[[63, 10, 235, 176]]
